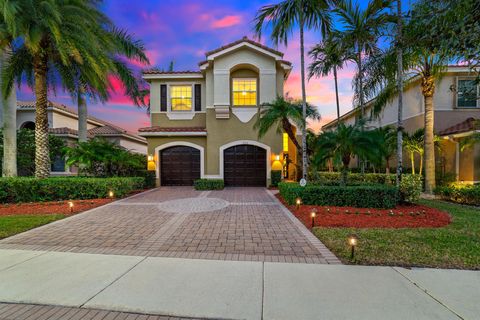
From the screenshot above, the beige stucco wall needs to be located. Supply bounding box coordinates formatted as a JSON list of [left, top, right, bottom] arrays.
[[118, 138, 147, 154], [151, 113, 206, 128]]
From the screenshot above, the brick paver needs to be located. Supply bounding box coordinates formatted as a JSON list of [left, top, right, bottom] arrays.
[[0, 187, 340, 264], [0, 303, 207, 320]]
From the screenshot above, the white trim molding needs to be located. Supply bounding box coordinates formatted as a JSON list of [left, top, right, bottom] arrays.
[[218, 140, 271, 183], [231, 107, 258, 123], [143, 73, 204, 80], [154, 141, 205, 180], [140, 131, 207, 137]]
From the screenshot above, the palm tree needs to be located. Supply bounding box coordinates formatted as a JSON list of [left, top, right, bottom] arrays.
[[335, 0, 393, 119], [403, 129, 423, 175], [308, 32, 353, 124], [2, 0, 113, 178], [395, 0, 404, 186], [313, 123, 381, 185], [371, 126, 396, 174], [254, 0, 332, 181], [254, 96, 320, 153]]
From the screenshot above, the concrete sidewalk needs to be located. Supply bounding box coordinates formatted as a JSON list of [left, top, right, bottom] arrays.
[[0, 249, 478, 320]]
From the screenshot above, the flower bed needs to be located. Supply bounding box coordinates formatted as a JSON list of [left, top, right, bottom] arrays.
[[0, 199, 114, 216], [277, 194, 451, 228]]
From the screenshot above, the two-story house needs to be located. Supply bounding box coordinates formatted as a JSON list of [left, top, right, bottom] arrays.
[[322, 66, 480, 183], [139, 37, 295, 187]]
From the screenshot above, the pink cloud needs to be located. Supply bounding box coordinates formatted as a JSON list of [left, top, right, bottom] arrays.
[[211, 15, 242, 29]]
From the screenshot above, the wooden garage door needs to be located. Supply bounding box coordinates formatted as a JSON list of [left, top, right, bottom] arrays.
[[160, 146, 200, 186], [224, 145, 266, 186]]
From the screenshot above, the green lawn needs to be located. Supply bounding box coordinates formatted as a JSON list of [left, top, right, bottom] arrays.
[[314, 200, 480, 269], [0, 215, 66, 239]]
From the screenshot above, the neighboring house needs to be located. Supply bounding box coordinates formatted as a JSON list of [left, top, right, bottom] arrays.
[[3, 100, 147, 174], [322, 66, 480, 183], [140, 37, 295, 187]]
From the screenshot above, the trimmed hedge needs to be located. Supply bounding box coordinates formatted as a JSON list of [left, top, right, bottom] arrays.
[[0, 177, 145, 203], [271, 170, 282, 187], [278, 182, 399, 208], [435, 184, 480, 206], [399, 174, 423, 203], [194, 179, 224, 190], [311, 172, 396, 185]]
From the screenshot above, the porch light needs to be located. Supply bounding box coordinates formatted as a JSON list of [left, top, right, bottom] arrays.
[[348, 234, 358, 259], [295, 197, 302, 209], [108, 190, 114, 198], [147, 154, 154, 162], [275, 155, 280, 161], [68, 201, 74, 213]]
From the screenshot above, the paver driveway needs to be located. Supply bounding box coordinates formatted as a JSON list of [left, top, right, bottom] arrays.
[[0, 187, 339, 264]]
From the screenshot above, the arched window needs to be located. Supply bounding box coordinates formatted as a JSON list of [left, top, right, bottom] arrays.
[[20, 121, 35, 130]]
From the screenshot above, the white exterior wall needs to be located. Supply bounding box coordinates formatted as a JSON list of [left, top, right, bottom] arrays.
[[118, 138, 147, 154]]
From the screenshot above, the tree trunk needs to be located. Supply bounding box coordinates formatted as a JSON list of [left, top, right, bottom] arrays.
[[33, 55, 50, 179], [77, 85, 88, 142], [333, 66, 340, 125], [282, 118, 302, 152], [422, 75, 436, 194], [410, 151, 415, 174], [396, 0, 404, 187], [0, 48, 17, 177], [299, 11, 308, 181], [419, 153, 423, 176], [357, 49, 365, 119], [386, 157, 390, 174]]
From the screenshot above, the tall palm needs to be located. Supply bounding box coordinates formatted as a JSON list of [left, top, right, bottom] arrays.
[[254, 96, 320, 152], [395, 0, 404, 186], [254, 0, 332, 181], [336, 0, 393, 119], [403, 129, 423, 175], [2, 0, 112, 178], [313, 123, 381, 185], [0, 3, 18, 177], [73, 27, 149, 142], [308, 32, 353, 124]]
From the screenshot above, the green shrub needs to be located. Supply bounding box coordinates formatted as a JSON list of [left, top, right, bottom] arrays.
[[271, 170, 282, 187], [278, 182, 399, 208], [0, 177, 145, 203], [194, 179, 224, 190], [399, 174, 423, 203], [310, 172, 396, 185], [435, 184, 480, 205], [139, 170, 156, 188]]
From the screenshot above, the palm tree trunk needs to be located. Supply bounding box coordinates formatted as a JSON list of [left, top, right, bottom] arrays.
[[282, 119, 302, 152], [333, 66, 340, 125], [78, 85, 88, 142], [33, 55, 50, 179], [0, 48, 17, 177], [299, 11, 308, 181], [395, 0, 404, 187], [386, 157, 390, 174], [422, 76, 436, 194], [411, 151, 415, 174], [419, 154, 423, 176], [357, 49, 365, 119]]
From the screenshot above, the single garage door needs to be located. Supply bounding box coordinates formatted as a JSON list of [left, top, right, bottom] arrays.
[[160, 146, 200, 186], [224, 145, 266, 186]]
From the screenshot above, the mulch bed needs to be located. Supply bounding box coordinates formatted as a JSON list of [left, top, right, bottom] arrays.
[[0, 199, 114, 216], [276, 194, 451, 228]]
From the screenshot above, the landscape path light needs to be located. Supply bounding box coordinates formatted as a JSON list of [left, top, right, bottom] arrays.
[[310, 209, 317, 229], [108, 190, 114, 198], [68, 201, 74, 213], [348, 234, 358, 259], [295, 197, 302, 210]]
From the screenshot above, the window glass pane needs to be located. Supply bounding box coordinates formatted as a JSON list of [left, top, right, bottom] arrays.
[[171, 86, 192, 111], [232, 79, 257, 106], [457, 80, 478, 108]]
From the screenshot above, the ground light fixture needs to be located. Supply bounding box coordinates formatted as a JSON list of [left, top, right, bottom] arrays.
[[295, 197, 302, 209], [108, 190, 114, 198], [310, 209, 317, 229], [68, 201, 74, 213], [348, 234, 358, 259]]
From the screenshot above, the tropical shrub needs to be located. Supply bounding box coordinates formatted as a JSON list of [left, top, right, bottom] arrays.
[[0, 128, 65, 176], [0, 177, 145, 203], [399, 174, 423, 203], [64, 138, 146, 177], [310, 172, 396, 185], [271, 170, 282, 187], [278, 182, 399, 208], [194, 179, 224, 190], [435, 184, 480, 206]]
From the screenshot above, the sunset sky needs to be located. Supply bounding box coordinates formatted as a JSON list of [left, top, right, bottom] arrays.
[[16, 0, 409, 133]]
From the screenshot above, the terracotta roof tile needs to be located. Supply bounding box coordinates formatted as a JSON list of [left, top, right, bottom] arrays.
[[142, 70, 202, 75], [138, 126, 206, 133], [48, 127, 79, 136], [205, 36, 284, 57], [438, 117, 479, 135]]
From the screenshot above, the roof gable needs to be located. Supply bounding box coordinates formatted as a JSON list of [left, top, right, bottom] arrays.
[[204, 36, 284, 60]]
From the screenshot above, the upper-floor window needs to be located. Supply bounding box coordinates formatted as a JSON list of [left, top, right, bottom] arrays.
[[170, 85, 192, 111], [457, 79, 478, 108], [232, 78, 257, 106]]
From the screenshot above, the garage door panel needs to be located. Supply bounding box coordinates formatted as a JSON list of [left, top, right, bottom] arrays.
[[161, 146, 200, 186], [224, 145, 266, 187]]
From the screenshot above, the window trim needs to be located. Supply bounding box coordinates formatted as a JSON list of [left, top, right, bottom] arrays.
[[169, 84, 194, 112], [456, 77, 479, 109], [232, 78, 258, 107]]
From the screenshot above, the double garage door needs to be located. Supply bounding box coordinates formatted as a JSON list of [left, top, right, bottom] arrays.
[[160, 145, 266, 187]]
